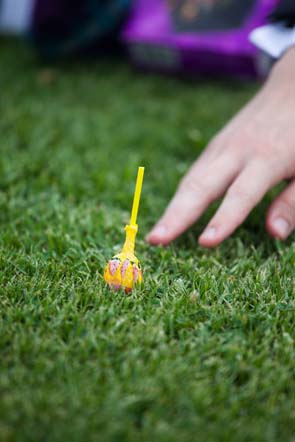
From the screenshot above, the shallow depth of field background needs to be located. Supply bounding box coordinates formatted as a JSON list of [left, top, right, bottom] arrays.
[[0, 39, 294, 442]]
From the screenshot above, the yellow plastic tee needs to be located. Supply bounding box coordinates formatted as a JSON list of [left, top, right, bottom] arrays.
[[130, 166, 145, 227]]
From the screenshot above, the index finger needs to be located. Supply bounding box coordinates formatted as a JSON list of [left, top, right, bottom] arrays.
[[146, 154, 239, 245]]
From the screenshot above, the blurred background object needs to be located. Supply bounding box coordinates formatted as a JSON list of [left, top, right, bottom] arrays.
[[1, 1, 294, 78], [122, 0, 280, 78], [0, 0, 131, 59]]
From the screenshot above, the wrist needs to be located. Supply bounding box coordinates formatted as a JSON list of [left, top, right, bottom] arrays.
[[269, 48, 295, 84]]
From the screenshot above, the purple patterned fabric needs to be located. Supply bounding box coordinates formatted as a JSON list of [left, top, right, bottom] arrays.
[[122, 0, 280, 78]]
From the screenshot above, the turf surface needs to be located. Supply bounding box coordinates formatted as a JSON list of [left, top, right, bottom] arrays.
[[0, 39, 294, 442]]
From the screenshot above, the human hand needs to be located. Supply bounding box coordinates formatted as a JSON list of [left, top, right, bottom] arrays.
[[147, 50, 295, 248]]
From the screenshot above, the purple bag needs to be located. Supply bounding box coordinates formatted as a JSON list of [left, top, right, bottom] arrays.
[[122, 0, 279, 78]]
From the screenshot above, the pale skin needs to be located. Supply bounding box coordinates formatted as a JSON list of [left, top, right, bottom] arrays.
[[147, 49, 295, 248]]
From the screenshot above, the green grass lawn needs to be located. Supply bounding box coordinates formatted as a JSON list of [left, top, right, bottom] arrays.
[[0, 39, 294, 442]]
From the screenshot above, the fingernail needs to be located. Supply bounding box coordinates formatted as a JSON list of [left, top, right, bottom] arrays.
[[272, 217, 291, 239], [147, 225, 167, 239], [200, 226, 217, 241]]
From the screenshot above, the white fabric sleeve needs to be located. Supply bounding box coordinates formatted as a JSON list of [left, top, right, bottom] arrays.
[[250, 23, 295, 59], [0, 0, 35, 34]]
